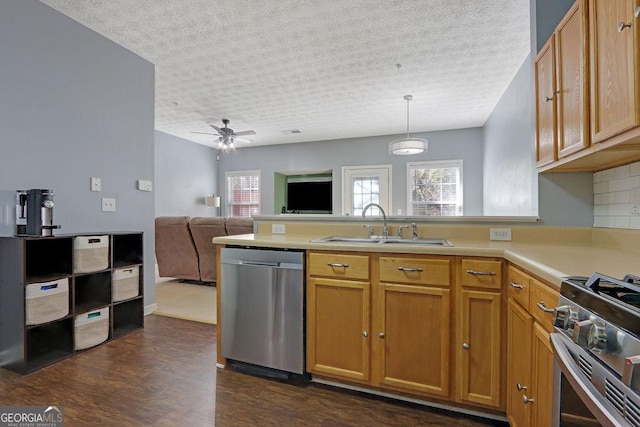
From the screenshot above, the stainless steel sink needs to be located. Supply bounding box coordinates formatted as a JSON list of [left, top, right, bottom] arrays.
[[311, 236, 453, 247]]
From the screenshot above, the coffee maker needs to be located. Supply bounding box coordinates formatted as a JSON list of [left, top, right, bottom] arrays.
[[20, 189, 61, 236]]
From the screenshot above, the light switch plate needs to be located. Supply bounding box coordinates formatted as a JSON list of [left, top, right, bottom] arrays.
[[102, 197, 116, 212], [90, 177, 101, 192], [137, 180, 153, 192]]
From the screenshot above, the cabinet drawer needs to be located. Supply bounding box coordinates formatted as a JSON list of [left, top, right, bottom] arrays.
[[507, 265, 530, 308], [379, 256, 450, 286], [529, 279, 559, 332], [308, 252, 370, 280], [461, 259, 502, 290]]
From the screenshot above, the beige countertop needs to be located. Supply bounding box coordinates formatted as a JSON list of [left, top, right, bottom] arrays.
[[212, 233, 640, 287]]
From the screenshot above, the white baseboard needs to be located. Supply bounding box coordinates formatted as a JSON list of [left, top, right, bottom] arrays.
[[144, 303, 158, 316]]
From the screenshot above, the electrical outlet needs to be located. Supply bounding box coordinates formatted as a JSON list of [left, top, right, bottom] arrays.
[[490, 228, 512, 241], [102, 197, 116, 212], [272, 224, 285, 234], [90, 177, 101, 192], [632, 188, 640, 215]]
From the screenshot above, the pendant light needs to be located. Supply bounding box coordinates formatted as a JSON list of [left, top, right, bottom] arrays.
[[389, 95, 428, 155]]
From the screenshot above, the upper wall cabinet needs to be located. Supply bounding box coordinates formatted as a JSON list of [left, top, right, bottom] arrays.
[[537, 0, 640, 173]]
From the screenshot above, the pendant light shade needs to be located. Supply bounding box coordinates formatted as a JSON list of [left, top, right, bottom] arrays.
[[389, 95, 428, 156]]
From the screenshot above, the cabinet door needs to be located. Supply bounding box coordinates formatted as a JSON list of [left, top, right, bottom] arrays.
[[590, 0, 639, 142], [306, 277, 370, 382], [536, 36, 558, 167], [457, 290, 502, 408], [507, 299, 533, 427], [556, 0, 590, 158], [375, 283, 450, 397], [532, 322, 556, 427]]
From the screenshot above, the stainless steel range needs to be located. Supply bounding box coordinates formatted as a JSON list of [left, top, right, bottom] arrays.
[[551, 273, 640, 427]]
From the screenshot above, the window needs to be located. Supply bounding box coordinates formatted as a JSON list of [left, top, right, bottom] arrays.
[[226, 170, 260, 217], [342, 165, 391, 216], [407, 160, 462, 216]]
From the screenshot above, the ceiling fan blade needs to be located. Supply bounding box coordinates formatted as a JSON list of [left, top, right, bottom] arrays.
[[190, 131, 218, 135], [235, 136, 253, 143], [234, 130, 256, 136], [210, 125, 223, 133]]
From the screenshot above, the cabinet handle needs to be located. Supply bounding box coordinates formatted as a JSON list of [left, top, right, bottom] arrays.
[[397, 266, 423, 272], [618, 22, 632, 32], [466, 269, 496, 276], [636, 7, 640, 18], [523, 395, 535, 405], [536, 301, 555, 313], [362, 331, 368, 337], [509, 281, 524, 289], [545, 91, 559, 102], [517, 383, 528, 391], [378, 333, 385, 338], [462, 343, 470, 350], [327, 263, 349, 268]]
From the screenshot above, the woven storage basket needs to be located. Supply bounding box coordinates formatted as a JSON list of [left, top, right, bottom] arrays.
[[25, 278, 69, 325], [74, 307, 109, 350], [112, 266, 139, 302], [73, 235, 109, 273]]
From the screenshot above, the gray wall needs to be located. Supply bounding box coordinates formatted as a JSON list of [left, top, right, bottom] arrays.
[[534, 0, 576, 53], [0, 1, 156, 304], [483, 55, 537, 217], [154, 131, 218, 217], [216, 128, 484, 216]]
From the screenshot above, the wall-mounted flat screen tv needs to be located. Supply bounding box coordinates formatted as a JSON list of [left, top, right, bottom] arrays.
[[287, 181, 332, 213]]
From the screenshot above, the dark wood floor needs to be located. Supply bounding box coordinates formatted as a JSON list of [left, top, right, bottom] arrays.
[[0, 315, 507, 426]]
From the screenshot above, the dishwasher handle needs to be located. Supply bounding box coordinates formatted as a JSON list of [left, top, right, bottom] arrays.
[[241, 260, 281, 267]]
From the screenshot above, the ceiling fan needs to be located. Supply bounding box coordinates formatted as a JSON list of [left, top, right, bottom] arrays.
[[191, 119, 256, 151]]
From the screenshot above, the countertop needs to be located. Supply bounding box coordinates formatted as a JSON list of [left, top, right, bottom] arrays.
[[212, 233, 640, 287]]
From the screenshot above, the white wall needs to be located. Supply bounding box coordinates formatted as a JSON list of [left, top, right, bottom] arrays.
[[154, 131, 218, 217], [0, 1, 156, 304]]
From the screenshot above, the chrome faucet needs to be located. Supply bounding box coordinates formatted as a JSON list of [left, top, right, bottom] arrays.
[[362, 203, 388, 239], [410, 223, 418, 240]]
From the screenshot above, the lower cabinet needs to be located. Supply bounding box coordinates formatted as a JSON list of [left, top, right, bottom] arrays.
[[456, 258, 504, 409], [506, 264, 558, 426]]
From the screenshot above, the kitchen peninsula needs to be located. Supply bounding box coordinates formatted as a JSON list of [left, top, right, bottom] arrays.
[[212, 216, 640, 423]]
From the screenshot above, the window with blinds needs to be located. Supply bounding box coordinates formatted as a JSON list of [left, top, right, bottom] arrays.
[[407, 160, 463, 216], [226, 170, 260, 217]]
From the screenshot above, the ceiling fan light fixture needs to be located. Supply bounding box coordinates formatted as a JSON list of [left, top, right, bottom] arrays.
[[389, 94, 428, 156]]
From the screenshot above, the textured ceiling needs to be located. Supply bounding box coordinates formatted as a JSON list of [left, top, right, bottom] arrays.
[[39, 0, 530, 148]]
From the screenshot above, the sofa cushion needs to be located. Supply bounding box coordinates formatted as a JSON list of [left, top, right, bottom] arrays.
[[189, 217, 226, 283], [225, 217, 254, 236], [154, 216, 200, 281]]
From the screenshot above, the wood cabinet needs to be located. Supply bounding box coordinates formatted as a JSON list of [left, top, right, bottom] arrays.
[[536, 0, 589, 167], [506, 264, 559, 426], [306, 252, 371, 382], [456, 258, 503, 409], [0, 233, 144, 373], [589, 0, 640, 143], [537, 0, 640, 172], [374, 256, 451, 397], [307, 251, 453, 400]]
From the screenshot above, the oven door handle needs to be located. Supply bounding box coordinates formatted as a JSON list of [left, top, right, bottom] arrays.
[[550, 333, 628, 427]]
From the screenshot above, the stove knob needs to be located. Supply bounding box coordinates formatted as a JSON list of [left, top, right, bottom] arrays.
[[588, 322, 608, 353], [553, 306, 579, 332], [573, 319, 594, 347]]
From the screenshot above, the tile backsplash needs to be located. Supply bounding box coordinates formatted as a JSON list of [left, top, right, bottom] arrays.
[[593, 161, 640, 229]]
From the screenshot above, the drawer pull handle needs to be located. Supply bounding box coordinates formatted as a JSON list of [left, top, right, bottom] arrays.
[[536, 301, 555, 313], [327, 263, 349, 268], [466, 269, 496, 276], [462, 343, 470, 350], [510, 281, 524, 289], [517, 383, 527, 391], [362, 331, 368, 338], [397, 267, 423, 272], [522, 395, 535, 405]]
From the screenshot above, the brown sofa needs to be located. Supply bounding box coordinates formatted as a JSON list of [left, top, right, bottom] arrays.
[[155, 216, 254, 283]]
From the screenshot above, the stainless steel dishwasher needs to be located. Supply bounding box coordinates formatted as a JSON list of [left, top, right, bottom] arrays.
[[220, 247, 304, 375]]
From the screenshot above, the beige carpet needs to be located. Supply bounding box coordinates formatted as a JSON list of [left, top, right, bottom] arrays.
[[154, 278, 216, 324]]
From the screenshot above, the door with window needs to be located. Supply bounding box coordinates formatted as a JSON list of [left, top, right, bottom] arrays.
[[407, 161, 462, 216], [342, 165, 391, 216], [225, 170, 260, 217]]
